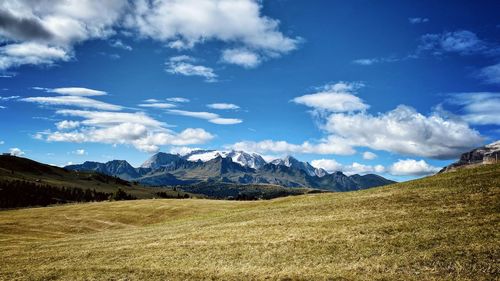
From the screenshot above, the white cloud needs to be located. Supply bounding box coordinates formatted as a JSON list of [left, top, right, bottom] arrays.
[[165, 56, 217, 82], [125, 0, 298, 55], [166, 97, 190, 103], [9, 147, 25, 156], [56, 120, 80, 130], [310, 159, 343, 173], [311, 159, 385, 176], [0, 42, 70, 70], [408, 17, 429, 24], [0, 95, 19, 101], [221, 48, 261, 68], [33, 86, 107, 96], [478, 63, 500, 85], [46, 87, 107, 96], [168, 146, 200, 156], [231, 81, 484, 159], [73, 149, 86, 155], [362, 151, 377, 160], [447, 92, 500, 125], [209, 118, 242, 125], [323, 105, 483, 159], [168, 109, 242, 125], [207, 103, 240, 110], [56, 109, 167, 128], [228, 136, 355, 155], [0, 0, 298, 70], [388, 159, 440, 176], [36, 110, 214, 153], [292, 82, 368, 112], [352, 56, 401, 66], [138, 103, 177, 109], [109, 39, 132, 51], [0, 140, 4, 145], [21, 96, 122, 111]]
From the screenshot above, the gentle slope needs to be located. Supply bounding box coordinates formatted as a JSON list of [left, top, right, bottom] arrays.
[[0, 164, 499, 280]]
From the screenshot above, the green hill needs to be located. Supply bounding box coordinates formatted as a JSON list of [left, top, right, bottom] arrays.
[[0, 163, 498, 280]]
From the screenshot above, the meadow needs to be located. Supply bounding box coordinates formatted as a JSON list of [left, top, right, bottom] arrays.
[[0, 164, 498, 280]]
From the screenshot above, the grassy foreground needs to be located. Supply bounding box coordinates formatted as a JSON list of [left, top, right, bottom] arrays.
[[0, 164, 499, 280]]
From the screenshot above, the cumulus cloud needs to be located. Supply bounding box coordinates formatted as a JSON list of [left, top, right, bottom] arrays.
[[311, 159, 385, 175], [9, 147, 25, 156], [35, 109, 214, 153], [388, 159, 440, 176], [292, 82, 368, 112], [165, 56, 217, 82], [168, 109, 242, 125], [33, 86, 107, 96], [221, 48, 261, 68], [21, 96, 122, 111], [228, 136, 356, 155], [362, 151, 377, 160], [323, 105, 483, 159], [56, 120, 80, 130], [124, 0, 298, 56], [0, 0, 298, 71], [230, 81, 483, 159], [447, 92, 500, 125], [207, 103, 240, 110]]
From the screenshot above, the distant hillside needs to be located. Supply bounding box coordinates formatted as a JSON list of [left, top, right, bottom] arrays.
[[1, 163, 498, 280], [66, 151, 395, 191]]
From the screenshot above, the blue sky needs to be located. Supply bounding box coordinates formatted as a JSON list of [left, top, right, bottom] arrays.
[[0, 0, 499, 180]]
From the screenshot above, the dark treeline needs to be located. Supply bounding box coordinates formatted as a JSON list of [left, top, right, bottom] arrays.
[[0, 180, 136, 209], [156, 191, 190, 199]]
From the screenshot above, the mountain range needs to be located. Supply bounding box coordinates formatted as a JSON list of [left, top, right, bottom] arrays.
[[65, 150, 394, 191]]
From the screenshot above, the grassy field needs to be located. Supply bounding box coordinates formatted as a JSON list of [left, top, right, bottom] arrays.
[[0, 164, 499, 280]]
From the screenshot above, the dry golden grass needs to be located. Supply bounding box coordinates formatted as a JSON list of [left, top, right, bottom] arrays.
[[0, 164, 499, 280]]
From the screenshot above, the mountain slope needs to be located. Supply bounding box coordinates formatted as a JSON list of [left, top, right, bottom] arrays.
[[1, 163, 498, 280], [0, 155, 157, 199], [440, 140, 500, 173], [66, 151, 395, 191]]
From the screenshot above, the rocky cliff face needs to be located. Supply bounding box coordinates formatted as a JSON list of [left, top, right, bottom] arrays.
[[440, 141, 500, 173]]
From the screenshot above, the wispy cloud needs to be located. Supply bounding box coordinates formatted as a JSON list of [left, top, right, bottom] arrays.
[[477, 62, 500, 85], [109, 39, 132, 51], [166, 97, 190, 103], [165, 56, 217, 82], [447, 92, 500, 125], [168, 109, 242, 125], [33, 87, 107, 96], [21, 96, 122, 111], [207, 103, 240, 110], [138, 103, 177, 109], [408, 17, 429, 24]]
